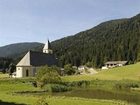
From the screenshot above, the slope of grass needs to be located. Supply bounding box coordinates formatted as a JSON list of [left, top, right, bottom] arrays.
[[0, 73, 9, 79], [63, 62, 140, 82], [0, 63, 139, 105], [94, 62, 140, 80], [46, 97, 133, 105], [0, 78, 131, 105], [0, 79, 39, 104]]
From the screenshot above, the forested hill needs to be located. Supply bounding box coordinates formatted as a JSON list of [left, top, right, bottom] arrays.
[[0, 42, 43, 58], [51, 13, 140, 67], [0, 14, 140, 67]]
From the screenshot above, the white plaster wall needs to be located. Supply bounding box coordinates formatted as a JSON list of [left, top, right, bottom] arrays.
[[16, 67, 23, 78], [16, 66, 39, 78], [43, 49, 53, 54]]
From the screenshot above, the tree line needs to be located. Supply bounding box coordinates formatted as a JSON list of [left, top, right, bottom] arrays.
[[0, 57, 16, 75]]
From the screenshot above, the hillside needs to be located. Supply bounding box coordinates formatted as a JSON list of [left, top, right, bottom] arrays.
[[0, 14, 140, 67], [63, 62, 140, 81], [0, 42, 44, 59], [51, 13, 140, 67]]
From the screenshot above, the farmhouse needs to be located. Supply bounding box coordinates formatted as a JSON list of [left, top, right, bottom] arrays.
[[102, 61, 127, 69], [15, 40, 58, 78]]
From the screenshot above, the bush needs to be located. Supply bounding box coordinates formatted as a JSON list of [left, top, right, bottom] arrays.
[[114, 81, 139, 90], [68, 81, 86, 87], [44, 84, 71, 92], [32, 81, 37, 87], [85, 62, 93, 67], [36, 65, 61, 88], [61, 80, 90, 88], [64, 64, 76, 75]]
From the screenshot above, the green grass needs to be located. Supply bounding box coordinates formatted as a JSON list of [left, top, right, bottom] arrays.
[[46, 97, 133, 105], [0, 62, 140, 105], [0, 78, 39, 104], [63, 62, 140, 82], [0, 73, 9, 79], [0, 78, 134, 105]]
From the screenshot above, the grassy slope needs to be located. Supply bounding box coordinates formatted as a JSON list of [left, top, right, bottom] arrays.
[[47, 97, 132, 105], [0, 62, 139, 105], [0, 79, 133, 105], [63, 62, 140, 81], [0, 73, 9, 79], [0, 79, 39, 104], [0, 78, 128, 105]]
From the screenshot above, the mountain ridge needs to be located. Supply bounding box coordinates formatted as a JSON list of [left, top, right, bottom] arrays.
[[0, 13, 140, 67], [0, 42, 44, 58], [51, 13, 140, 67]]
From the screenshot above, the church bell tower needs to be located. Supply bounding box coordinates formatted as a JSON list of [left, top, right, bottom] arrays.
[[43, 40, 53, 54]]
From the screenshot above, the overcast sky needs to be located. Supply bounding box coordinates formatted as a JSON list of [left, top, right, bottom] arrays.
[[0, 0, 140, 46]]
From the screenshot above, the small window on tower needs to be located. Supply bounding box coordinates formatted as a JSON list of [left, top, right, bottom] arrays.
[[18, 68, 20, 70]]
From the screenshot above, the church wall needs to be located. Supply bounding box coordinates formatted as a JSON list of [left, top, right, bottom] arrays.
[[16, 66, 32, 78], [16, 67, 23, 78], [16, 66, 38, 78], [22, 66, 32, 77]]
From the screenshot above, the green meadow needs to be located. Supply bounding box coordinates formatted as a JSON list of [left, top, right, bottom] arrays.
[[0, 78, 133, 105], [0, 62, 140, 105], [63, 62, 140, 81]]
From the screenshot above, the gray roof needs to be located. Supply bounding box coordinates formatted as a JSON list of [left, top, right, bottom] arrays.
[[17, 51, 58, 67], [105, 61, 127, 65]]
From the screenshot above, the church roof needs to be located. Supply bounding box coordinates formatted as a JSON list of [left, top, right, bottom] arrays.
[[43, 40, 51, 50], [17, 51, 58, 67]]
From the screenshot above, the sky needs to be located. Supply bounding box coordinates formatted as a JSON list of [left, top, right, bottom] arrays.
[[0, 0, 140, 46]]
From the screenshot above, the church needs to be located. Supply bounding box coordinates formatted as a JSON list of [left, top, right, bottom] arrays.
[[15, 40, 58, 78]]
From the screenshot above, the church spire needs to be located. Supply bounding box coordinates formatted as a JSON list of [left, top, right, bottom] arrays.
[[43, 40, 53, 54]]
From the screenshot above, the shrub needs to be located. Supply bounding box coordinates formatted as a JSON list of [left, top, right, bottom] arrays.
[[44, 84, 72, 92], [36, 65, 61, 88], [85, 62, 93, 67], [61, 80, 90, 88], [32, 81, 37, 87], [64, 64, 76, 75], [114, 81, 139, 90]]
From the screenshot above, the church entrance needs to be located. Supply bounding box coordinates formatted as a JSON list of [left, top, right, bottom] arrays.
[[26, 69, 29, 77]]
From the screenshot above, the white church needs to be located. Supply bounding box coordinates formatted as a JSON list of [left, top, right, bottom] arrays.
[[14, 40, 58, 78]]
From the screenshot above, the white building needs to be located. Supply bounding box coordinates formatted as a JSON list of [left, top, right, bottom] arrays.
[[102, 61, 127, 70], [15, 40, 58, 78]]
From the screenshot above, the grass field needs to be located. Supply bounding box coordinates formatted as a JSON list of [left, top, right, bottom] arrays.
[[0, 79, 38, 104], [46, 97, 134, 105], [63, 62, 140, 81], [0, 63, 140, 105], [0, 78, 133, 105], [0, 73, 9, 79]]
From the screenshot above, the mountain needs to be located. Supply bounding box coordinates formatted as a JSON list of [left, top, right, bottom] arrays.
[[0, 13, 140, 67], [51, 13, 140, 67], [0, 42, 44, 61]]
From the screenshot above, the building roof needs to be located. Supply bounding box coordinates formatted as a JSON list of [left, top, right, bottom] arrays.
[[105, 61, 127, 65], [43, 40, 51, 50], [17, 51, 58, 67]]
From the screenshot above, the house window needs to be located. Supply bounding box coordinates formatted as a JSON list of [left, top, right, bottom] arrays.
[[26, 69, 29, 77]]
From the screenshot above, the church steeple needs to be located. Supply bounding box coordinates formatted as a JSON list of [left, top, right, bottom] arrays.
[[43, 40, 53, 54]]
